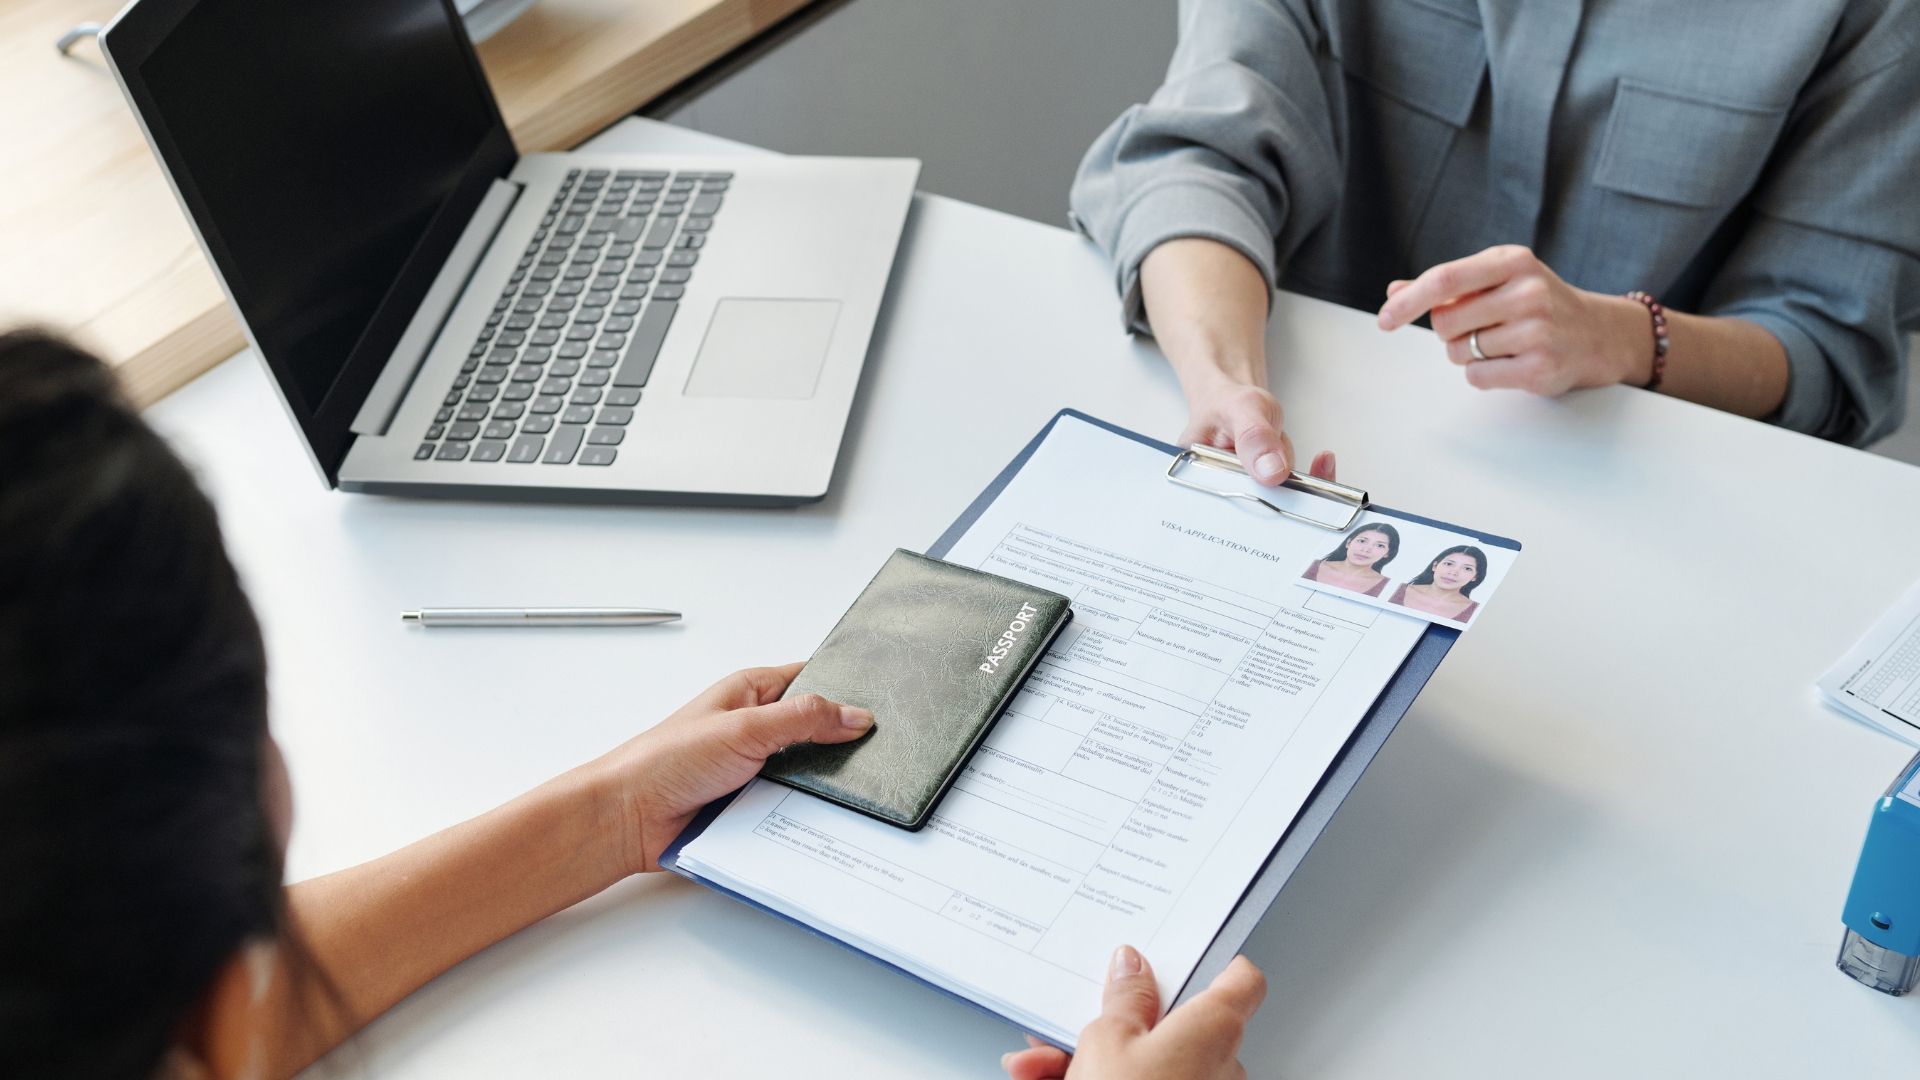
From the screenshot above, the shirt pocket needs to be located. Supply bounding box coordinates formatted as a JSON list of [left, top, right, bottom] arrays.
[[1593, 80, 1790, 210]]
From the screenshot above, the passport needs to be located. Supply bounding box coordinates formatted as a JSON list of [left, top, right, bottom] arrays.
[[760, 549, 1073, 829]]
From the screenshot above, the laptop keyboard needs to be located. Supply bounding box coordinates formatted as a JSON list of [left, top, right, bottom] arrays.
[[414, 168, 726, 467]]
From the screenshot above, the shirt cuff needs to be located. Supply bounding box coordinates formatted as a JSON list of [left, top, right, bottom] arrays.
[[1721, 306, 1842, 439], [1101, 177, 1279, 337]]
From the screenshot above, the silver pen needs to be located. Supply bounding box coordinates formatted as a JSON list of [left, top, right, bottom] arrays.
[[401, 607, 681, 627]]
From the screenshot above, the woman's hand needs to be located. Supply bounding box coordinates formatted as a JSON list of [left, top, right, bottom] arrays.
[[593, 663, 872, 875], [1139, 238, 1334, 487], [1180, 373, 1337, 487], [1001, 947, 1267, 1080], [1377, 245, 1653, 395]]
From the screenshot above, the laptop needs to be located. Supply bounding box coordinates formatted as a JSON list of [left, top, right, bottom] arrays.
[[100, 0, 919, 506]]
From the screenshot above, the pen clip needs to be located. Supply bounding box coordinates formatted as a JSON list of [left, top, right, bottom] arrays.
[[1165, 443, 1369, 532]]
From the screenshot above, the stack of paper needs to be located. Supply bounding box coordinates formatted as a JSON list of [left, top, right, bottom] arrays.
[[1820, 580, 1920, 747]]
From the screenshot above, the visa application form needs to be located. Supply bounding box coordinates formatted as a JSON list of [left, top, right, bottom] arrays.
[[676, 415, 1434, 1045]]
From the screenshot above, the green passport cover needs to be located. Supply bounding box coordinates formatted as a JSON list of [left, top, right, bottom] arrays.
[[760, 549, 1073, 830]]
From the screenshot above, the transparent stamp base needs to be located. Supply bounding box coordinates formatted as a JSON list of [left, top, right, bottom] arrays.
[[1837, 928, 1920, 995]]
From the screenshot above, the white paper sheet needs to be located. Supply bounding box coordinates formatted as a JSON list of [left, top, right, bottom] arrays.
[[1820, 578, 1920, 747], [677, 416, 1433, 1043]]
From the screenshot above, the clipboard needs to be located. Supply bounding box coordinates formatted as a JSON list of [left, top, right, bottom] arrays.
[[663, 408, 1520, 1040]]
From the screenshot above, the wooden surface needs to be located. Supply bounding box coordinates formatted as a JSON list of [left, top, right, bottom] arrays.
[[0, 0, 809, 406]]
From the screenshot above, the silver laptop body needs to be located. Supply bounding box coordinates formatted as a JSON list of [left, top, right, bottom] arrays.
[[338, 152, 917, 504], [101, 0, 918, 506]]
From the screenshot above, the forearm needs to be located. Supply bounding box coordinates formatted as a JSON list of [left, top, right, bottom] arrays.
[[1140, 238, 1273, 391], [1659, 310, 1790, 419], [268, 761, 626, 1074], [1592, 294, 1789, 417], [1140, 237, 1318, 480]]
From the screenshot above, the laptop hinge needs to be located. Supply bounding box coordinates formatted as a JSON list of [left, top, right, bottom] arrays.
[[351, 178, 523, 436]]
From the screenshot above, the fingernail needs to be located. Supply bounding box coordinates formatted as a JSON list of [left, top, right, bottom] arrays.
[[1254, 453, 1285, 482], [1109, 944, 1144, 979], [841, 705, 874, 730], [1000, 1052, 1014, 1070]]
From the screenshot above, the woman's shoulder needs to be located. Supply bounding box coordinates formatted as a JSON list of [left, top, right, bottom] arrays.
[[1301, 560, 1323, 581]]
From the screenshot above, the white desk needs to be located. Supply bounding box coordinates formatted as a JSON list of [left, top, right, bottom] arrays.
[[146, 119, 1920, 1079]]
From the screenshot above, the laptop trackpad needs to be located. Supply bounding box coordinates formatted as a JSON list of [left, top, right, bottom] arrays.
[[684, 298, 841, 399]]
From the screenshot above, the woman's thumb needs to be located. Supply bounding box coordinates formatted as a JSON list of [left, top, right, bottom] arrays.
[[1099, 945, 1161, 1034], [728, 692, 874, 759]]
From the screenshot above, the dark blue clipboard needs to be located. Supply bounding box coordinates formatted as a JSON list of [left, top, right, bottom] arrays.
[[662, 408, 1521, 1048]]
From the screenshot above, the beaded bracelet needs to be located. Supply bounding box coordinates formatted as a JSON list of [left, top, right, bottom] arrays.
[[1625, 290, 1669, 393]]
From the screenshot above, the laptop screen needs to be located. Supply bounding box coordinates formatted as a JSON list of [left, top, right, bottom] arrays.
[[131, 0, 509, 419]]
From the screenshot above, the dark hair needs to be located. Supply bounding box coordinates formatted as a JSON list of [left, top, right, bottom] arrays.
[[0, 331, 287, 1076], [1320, 523, 1400, 572], [1408, 544, 1489, 597]]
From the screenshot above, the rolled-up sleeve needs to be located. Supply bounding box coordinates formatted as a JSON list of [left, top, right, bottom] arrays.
[[1702, 15, 1920, 445], [1068, 0, 1342, 334]]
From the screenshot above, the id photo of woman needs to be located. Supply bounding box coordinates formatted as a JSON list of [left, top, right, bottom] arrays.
[[1301, 523, 1400, 597], [1390, 545, 1489, 624]]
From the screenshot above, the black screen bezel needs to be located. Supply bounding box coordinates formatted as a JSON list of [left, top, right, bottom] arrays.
[[100, 0, 519, 485]]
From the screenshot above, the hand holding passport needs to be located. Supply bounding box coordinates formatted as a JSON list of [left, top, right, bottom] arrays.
[[671, 412, 1496, 1047], [761, 549, 1073, 828]]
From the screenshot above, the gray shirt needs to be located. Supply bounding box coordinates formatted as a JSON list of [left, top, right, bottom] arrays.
[[1070, 0, 1920, 445]]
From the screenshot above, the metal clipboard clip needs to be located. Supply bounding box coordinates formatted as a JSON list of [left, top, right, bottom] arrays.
[[1166, 443, 1370, 531]]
